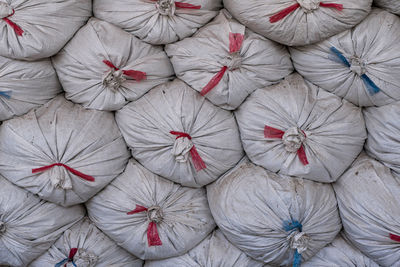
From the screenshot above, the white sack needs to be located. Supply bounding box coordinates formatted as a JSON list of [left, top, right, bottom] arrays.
[[52, 18, 174, 111], [207, 158, 342, 266], [0, 95, 130, 207], [0, 0, 91, 60], [0, 56, 61, 121], [303, 234, 379, 267], [115, 79, 244, 187], [0, 176, 85, 267], [30, 218, 143, 267], [165, 10, 293, 110], [333, 153, 400, 266], [144, 229, 264, 267], [374, 0, 400, 14], [235, 73, 366, 183], [364, 101, 400, 176], [86, 159, 216, 260], [223, 0, 372, 46], [290, 8, 400, 107], [93, 0, 222, 45]]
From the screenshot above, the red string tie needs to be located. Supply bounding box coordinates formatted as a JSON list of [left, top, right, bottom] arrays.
[[103, 60, 147, 81], [2, 9, 23, 36], [170, 131, 206, 171], [32, 163, 95, 182]]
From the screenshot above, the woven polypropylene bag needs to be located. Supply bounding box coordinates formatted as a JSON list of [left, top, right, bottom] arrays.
[[290, 8, 400, 107], [0, 0, 91, 60], [52, 18, 174, 111], [207, 158, 341, 266], [30, 218, 143, 267], [165, 10, 293, 110], [223, 0, 372, 46], [86, 159, 216, 260], [93, 0, 222, 45], [144, 229, 264, 267], [0, 55, 61, 121], [374, 0, 400, 14], [235, 73, 366, 183], [0, 176, 85, 267], [115, 79, 244, 187], [333, 153, 400, 266], [0, 95, 130, 207]]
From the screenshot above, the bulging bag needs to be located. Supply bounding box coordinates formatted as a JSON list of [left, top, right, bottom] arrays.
[[235, 73, 366, 183], [207, 159, 342, 266], [0, 177, 85, 267], [30, 218, 143, 267], [333, 153, 400, 266], [115, 79, 244, 187], [374, 0, 400, 14], [223, 0, 372, 46], [86, 159, 216, 260], [0, 95, 130, 207], [0, 0, 91, 60], [165, 10, 293, 110], [0, 56, 61, 121], [290, 8, 400, 107], [93, 0, 222, 45], [52, 18, 174, 111]]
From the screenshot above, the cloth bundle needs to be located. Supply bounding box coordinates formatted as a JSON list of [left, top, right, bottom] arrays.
[[165, 10, 293, 110], [0, 96, 130, 206], [52, 18, 174, 111], [290, 8, 400, 107]]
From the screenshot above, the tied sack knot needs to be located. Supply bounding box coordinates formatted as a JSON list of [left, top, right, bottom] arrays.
[[103, 69, 126, 90], [0, 2, 13, 18], [288, 231, 310, 254], [350, 56, 366, 76], [0, 221, 5, 234], [297, 0, 320, 12], [147, 206, 163, 223], [73, 249, 98, 267], [156, 0, 176, 16], [283, 127, 306, 153], [221, 52, 242, 71], [49, 164, 73, 190], [172, 136, 193, 163]]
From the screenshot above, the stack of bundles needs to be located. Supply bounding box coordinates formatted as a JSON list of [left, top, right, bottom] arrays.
[[222, 0, 372, 46], [334, 153, 400, 266], [30, 218, 143, 267], [86, 159, 216, 260], [374, 0, 400, 14], [93, 0, 223, 44], [165, 10, 293, 110], [290, 8, 400, 107], [0, 177, 85, 267], [52, 18, 175, 111], [0, 56, 61, 121], [235, 73, 366, 183], [144, 229, 264, 267], [0, 96, 130, 206], [207, 159, 342, 266], [116, 79, 244, 187], [0, 0, 91, 60]]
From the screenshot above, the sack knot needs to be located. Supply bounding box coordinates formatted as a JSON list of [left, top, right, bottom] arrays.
[[147, 206, 163, 223], [297, 0, 320, 12], [283, 127, 306, 153]]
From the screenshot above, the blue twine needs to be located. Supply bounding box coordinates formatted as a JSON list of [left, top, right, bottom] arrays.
[[329, 46, 380, 95], [55, 258, 77, 267], [0, 91, 11, 99], [283, 220, 303, 267]]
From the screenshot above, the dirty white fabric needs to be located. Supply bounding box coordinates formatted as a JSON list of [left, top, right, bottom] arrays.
[[364, 101, 400, 176], [30, 218, 143, 267], [115, 79, 244, 187], [86, 159, 216, 260], [333, 153, 400, 266], [290, 8, 400, 107], [223, 0, 372, 46], [93, 0, 222, 45], [374, 0, 400, 14], [0, 95, 130, 207], [144, 229, 264, 267], [165, 10, 293, 110], [235, 73, 366, 183], [52, 18, 174, 111], [207, 158, 341, 265], [0, 176, 85, 267], [0, 56, 61, 121], [303, 234, 379, 267], [0, 0, 91, 60]]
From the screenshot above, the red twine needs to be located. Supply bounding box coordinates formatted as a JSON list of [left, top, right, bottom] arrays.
[[2, 9, 23, 36], [126, 205, 163, 247], [150, 0, 201, 9], [264, 125, 309, 166], [269, 2, 343, 23], [390, 233, 400, 242], [32, 163, 95, 182], [68, 248, 78, 261], [103, 60, 147, 81], [170, 131, 206, 171]]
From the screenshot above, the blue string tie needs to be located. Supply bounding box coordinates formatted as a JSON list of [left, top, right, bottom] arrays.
[[0, 91, 12, 99], [55, 248, 78, 267], [283, 220, 304, 267]]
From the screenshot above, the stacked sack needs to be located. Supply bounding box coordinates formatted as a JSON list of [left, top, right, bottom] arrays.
[[0, 0, 399, 266]]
